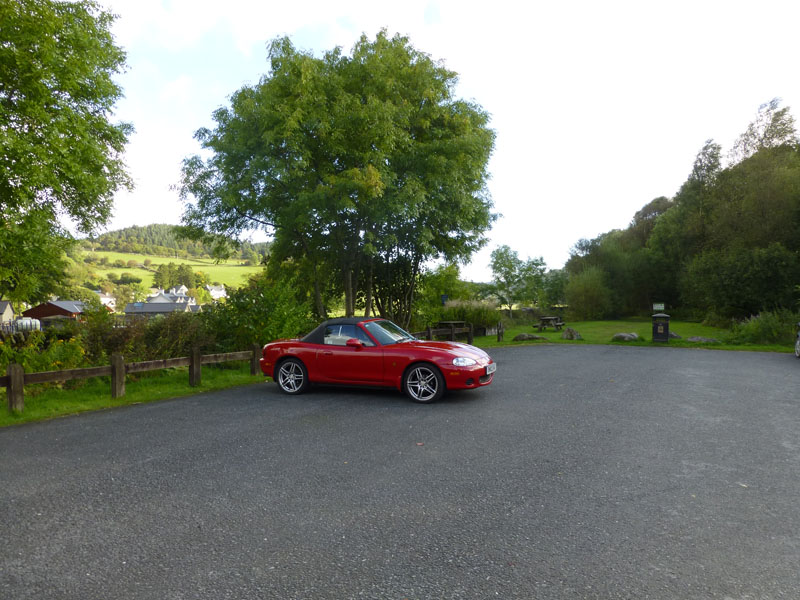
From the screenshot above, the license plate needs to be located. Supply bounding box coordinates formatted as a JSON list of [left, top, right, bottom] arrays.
[[485, 362, 496, 375]]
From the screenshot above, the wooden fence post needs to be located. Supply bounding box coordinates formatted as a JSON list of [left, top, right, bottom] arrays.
[[468, 323, 474, 345], [251, 344, 261, 376], [189, 347, 202, 387], [111, 354, 125, 398], [426, 326, 432, 341], [497, 321, 504, 342], [7, 363, 24, 413]]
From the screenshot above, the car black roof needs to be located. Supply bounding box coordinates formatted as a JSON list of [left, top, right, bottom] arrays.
[[301, 317, 382, 344]]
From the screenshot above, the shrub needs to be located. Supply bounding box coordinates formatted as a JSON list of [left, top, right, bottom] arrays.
[[81, 309, 149, 364], [723, 310, 799, 345], [0, 331, 86, 374], [439, 300, 500, 329], [143, 312, 213, 359], [201, 272, 313, 352]]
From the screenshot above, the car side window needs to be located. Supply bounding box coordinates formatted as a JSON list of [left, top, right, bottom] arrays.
[[350, 325, 375, 347], [324, 324, 374, 346]]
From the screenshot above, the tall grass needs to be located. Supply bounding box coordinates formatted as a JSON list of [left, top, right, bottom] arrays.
[[723, 310, 800, 345]]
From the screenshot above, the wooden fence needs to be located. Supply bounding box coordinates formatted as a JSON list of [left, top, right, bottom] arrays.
[[410, 321, 505, 343], [1, 345, 262, 414]]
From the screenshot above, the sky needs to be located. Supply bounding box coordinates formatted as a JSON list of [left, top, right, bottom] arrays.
[[98, 0, 800, 282]]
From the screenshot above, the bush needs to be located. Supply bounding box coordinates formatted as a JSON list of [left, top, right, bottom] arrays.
[[439, 300, 500, 329], [723, 310, 799, 345], [143, 312, 213, 359], [81, 308, 149, 364], [200, 272, 313, 352], [0, 331, 86, 374]]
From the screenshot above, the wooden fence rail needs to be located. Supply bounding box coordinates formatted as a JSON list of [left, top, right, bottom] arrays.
[[2, 345, 262, 414], [411, 324, 474, 343], [410, 322, 505, 343]]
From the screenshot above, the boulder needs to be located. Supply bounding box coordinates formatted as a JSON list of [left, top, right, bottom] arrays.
[[611, 332, 639, 342], [669, 331, 682, 339], [561, 327, 583, 340], [687, 336, 721, 344], [513, 333, 547, 342]]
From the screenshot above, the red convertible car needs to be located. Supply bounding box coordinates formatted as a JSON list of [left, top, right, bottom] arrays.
[[260, 317, 496, 403]]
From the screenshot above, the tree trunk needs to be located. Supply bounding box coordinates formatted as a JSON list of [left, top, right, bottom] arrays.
[[364, 258, 373, 317], [344, 269, 354, 316]]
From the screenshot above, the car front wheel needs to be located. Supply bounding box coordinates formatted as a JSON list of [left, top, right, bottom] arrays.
[[403, 364, 445, 403], [276, 358, 309, 394]]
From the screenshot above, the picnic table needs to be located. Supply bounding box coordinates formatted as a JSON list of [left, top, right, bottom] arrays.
[[537, 316, 564, 332]]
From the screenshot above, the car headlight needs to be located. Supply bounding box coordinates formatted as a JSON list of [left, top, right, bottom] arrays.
[[452, 357, 477, 367]]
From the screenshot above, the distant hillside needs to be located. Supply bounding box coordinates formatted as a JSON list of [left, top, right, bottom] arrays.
[[82, 224, 270, 261]]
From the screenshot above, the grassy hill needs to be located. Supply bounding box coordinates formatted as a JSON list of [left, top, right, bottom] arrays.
[[85, 250, 264, 289]]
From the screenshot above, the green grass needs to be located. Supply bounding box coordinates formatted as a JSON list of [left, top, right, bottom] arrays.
[[86, 250, 264, 288], [0, 363, 265, 427], [473, 318, 793, 353]]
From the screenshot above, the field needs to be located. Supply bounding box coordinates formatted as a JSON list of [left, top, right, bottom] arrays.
[[86, 250, 264, 289]]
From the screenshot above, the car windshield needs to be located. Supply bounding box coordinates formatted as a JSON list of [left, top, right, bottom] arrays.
[[363, 320, 416, 345]]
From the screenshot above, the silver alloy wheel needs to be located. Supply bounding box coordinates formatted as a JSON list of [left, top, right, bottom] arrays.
[[278, 360, 305, 393], [795, 338, 800, 358], [405, 365, 441, 402]]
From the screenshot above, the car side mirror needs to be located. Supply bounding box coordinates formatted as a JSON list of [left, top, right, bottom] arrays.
[[346, 338, 363, 349]]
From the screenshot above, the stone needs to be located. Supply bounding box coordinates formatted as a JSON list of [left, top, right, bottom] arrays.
[[669, 331, 682, 339], [561, 327, 583, 340], [687, 336, 721, 344], [612, 332, 639, 342], [513, 333, 547, 342]]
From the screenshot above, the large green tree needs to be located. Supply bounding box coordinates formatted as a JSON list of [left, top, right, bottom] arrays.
[[0, 0, 131, 302], [180, 32, 495, 325]]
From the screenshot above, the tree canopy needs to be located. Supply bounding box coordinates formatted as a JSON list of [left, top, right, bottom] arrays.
[[180, 31, 495, 325], [0, 0, 131, 302], [489, 245, 545, 316]]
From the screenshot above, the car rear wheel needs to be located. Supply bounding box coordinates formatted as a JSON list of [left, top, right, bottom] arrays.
[[276, 358, 309, 394], [403, 364, 445, 403], [795, 337, 800, 358]]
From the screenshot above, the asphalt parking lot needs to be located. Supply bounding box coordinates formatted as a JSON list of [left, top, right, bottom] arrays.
[[2, 344, 800, 599]]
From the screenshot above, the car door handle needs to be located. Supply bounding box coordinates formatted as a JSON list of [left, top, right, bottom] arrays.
[[323, 351, 333, 356]]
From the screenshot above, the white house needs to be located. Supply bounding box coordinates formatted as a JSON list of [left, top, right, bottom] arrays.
[[0, 301, 15, 324], [205, 284, 227, 301], [94, 291, 116, 311], [148, 290, 195, 305]]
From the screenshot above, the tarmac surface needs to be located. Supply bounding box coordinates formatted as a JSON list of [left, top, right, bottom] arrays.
[[2, 344, 800, 599]]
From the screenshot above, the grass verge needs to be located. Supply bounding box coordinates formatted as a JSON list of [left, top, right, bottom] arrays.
[[474, 318, 793, 353], [1, 362, 264, 428]]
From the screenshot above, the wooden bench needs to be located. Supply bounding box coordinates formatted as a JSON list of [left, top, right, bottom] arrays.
[[537, 317, 565, 332]]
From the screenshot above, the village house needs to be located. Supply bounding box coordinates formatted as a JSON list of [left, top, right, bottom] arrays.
[[94, 291, 116, 311], [23, 300, 87, 326], [0, 301, 15, 324], [205, 284, 227, 301], [147, 289, 195, 305], [124, 301, 194, 320]]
